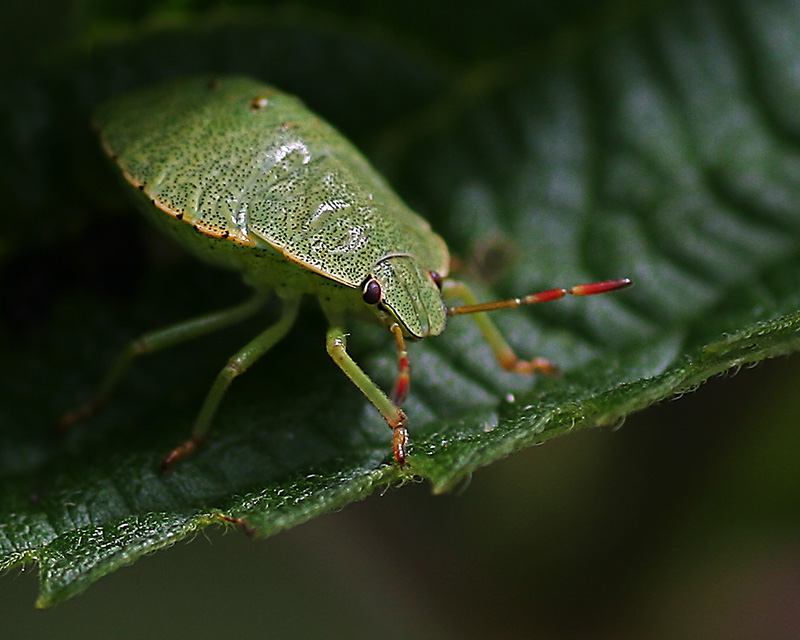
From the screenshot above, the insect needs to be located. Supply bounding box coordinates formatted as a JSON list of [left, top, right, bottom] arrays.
[[61, 76, 631, 473]]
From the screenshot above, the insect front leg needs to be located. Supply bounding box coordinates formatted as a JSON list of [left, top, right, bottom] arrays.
[[324, 315, 409, 466], [160, 293, 301, 473], [59, 292, 271, 432], [389, 323, 411, 405], [442, 280, 558, 375]]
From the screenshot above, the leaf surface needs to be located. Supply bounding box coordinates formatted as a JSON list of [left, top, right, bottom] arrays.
[[2, 0, 800, 606]]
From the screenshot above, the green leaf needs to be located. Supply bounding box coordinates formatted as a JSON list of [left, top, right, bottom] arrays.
[[3, 0, 800, 607]]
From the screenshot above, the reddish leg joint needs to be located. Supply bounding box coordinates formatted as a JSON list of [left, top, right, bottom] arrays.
[[498, 351, 559, 375], [159, 435, 205, 475], [218, 514, 257, 537], [387, 324, 412, 465], [56, 402, 99, 434], [390, 323, 411, 405], [392, 423, 409, 466]]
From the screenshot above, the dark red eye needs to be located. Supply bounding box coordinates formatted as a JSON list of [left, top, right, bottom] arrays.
[[429, 270, 443, 289], [362, 278, 382, 304]]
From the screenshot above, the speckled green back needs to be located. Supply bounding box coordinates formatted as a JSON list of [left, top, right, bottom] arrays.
[[94, 76, 449, 288]]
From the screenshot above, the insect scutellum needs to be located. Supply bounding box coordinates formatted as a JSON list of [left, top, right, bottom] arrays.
[[63, 76, 632, 472]]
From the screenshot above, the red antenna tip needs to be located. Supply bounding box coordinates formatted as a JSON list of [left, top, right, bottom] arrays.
[[569, 278, 632, 296]]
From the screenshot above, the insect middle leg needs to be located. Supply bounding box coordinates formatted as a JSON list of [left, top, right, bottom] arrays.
[[160, 293, 302, 473], [324, 314, 409, 465], [441, 280, 558, 375], [59, 292, 271, 431]]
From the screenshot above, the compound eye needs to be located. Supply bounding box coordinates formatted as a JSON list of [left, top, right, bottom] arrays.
[[429, 270, 443, 289], [362, 278, 382, 305]]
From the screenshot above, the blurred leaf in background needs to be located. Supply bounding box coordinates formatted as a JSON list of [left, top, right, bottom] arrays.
[[1, 0, 800, 636]]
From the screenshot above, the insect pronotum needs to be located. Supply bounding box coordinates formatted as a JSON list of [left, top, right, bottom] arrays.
[[61, 76, 631, 472]]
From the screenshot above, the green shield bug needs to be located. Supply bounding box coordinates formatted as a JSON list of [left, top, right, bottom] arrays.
[[62, 76, 631, 472]]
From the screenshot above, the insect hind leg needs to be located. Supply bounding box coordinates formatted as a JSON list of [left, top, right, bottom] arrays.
[[160, 292, 301, 473], [58, 292, 270, 432]]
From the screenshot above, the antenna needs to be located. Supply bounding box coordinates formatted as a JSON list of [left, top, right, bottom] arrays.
[[447, 278, 632, 316]]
